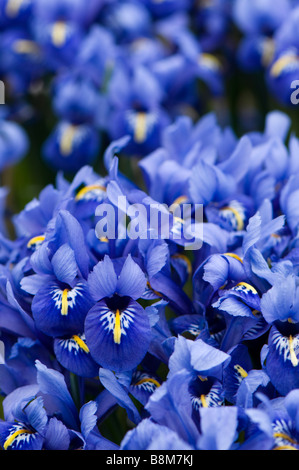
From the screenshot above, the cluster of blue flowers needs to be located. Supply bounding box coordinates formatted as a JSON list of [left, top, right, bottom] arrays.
[[1, 109, 299, 451], [0, 0, 299, 453], [0, 0, 228, 174]]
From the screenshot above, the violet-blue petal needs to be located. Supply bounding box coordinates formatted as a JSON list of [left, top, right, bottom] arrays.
[[85, 299, 151, 372], [99, 368, 141, 425], [88, 255, 117, 301], [44, 417, 70, 450], [35, 360, 79, 430], [116, 254, 147, 299], [51, 243, 78, 284]]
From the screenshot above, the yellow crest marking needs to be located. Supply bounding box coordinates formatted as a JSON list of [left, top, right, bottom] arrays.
[[223, 253, 243, 263], [72, 335, 90, 354], [61, 289, 69, 316], [52, 21, 67, 47], [113, 309, 122, 344], [60, 125, 77, 156], [221, 206, 244, 231], [134, 112, 147, 143], [270, 54, 299, 77], [199, 53, 221, 70], [200, 394, 208, 408], [13, 40, 39, 55], [27, 235, 45, 248], [3, 429, 30, 450], [236, 282, 258, 294], [6, 0, 24, 17], [273, 432, 297, 445], [261, 38, 275, 67], [273, 445, 298, 450], [289, 336, 298, 367], [135, 377, 161, 388], [75, 184, 107, 201], [234, 364, 248, 379]]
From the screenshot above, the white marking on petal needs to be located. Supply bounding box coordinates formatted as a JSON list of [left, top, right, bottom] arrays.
[[51, 284, 84, 314], [272, 329, 299, 366], [99, 306, 135, 339]]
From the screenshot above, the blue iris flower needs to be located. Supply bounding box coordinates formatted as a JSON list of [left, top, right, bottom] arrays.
[[233, 0, 291, 36], [84, 254, 152, 372], [105, 62, 169, 155], [103, 181, 196, 315], [263, 7, 299, 105], [0, 360, 117, 450], [51, 72, 103, 126], [139, 113, 252, 221], [260, 275, 299, 395], [0, 264, 35, 342], [0, 337, 56, 396], [32, 0, 101, 72], [0, 116, 29, 171], [100, 0, 152, 44], [0, 0, 35, 28], [0, 394, 51, 450], [165, 335, 231, 418], [42, 120, 100, 173], [153, 12, 224, 98], [75, 24, 117, 88], [0, 28, 43, 94], [264, 389, 299, 450], [20, 210, 95, 338]]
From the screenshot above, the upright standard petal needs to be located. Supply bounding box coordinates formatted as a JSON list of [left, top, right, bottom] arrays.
[[88, 255, 118, 301], [116, 254, 147, 300]]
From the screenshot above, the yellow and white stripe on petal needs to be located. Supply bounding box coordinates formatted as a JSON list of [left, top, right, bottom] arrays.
[[27, 235, 46, 250], [51, 284, 84, 316], [191, 387, 224, 410], [52, 21, 68, 47], [75, 183, 107, 202], [5, 0, 24, 17], [126, 111, 157, 144], [133, 371, 161, 393], [272, 329, 299, 367], [99, 307, 135, 345], [219, 200, 246, 231], [3, 424, 34, 450], [58, 334, 90, 355], [234, 282, 258, 295], [272, 419, 299, 450]]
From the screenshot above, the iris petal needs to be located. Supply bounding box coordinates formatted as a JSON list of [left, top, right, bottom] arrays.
[[54, 333, 99, 377], [84, 299, 151, 372], [266, 326, 299, 395], [32, 281, 94, 337], [0, 423, 43, 450], [129, 370, 161, 406]]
